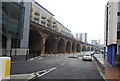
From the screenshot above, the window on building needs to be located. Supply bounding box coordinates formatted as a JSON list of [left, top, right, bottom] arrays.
[[42, 14, 46, 19], [117, 22, 120, 31], [47, 18, 51, 22], [41, 19, 46, 26], [34, 11, 40, 16], [41, 19, 46, 23], [117, 12, 120, 16], [47, 17, 52, 27], [2, 2, 25, 39], [53, 25, 57, 28], [2, 3, 9, 15], [34, 11, 40, 23], [34, 15, 39, 23], [47, 22, 51, 27], [41, 14, 47, 26], [53, 21, 56, 24]]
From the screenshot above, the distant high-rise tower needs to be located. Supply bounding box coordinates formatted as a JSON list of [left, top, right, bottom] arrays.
[[91, 40, 97, 45], [98, 39, 101, 45], [75, 33, 79, 40], [79, 33, 87, 42]]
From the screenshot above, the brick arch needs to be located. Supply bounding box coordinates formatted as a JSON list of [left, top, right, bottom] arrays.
[[29, 29, 44, 55], [66, 41, 71, 53], [45, 35, 58, 54], [58, 38, 66, 53], [82, 46, 86, 51], [87, 47, 91, 51], [76, 43, 81, 52], [72, 42, 76, 53], [91, 47, 94, 51]]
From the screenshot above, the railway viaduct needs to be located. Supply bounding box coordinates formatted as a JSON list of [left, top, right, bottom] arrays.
[[29, 22, 94, 55]]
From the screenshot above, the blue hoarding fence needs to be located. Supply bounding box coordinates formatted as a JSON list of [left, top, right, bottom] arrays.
[[107, 44, 116, 67]]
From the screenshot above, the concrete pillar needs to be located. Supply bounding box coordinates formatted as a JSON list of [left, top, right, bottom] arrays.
[[0, 2, 2, 56], [6, 35, 12, 56], [0, 33, 2, 56], [104, 47, 106, 59], [117, 40, 120, 56], [64, 42, 67, 53], [20, 2, 31, 48], [41, 38, 46, 54]]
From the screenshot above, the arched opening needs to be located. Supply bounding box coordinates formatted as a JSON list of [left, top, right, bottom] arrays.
[[58, 38, 65, 53], [72, 42, 75, 53], [87, 47, 91, 51], [91, 47, 94, 51], [29, 30, 43, 56], [66, 41, 71, 53], [76, 43, 80, 52], [82, 46, 86, 51], [45, 35, 57, 54]]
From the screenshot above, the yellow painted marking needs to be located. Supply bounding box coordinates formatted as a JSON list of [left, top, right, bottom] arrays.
[[4, 60, 10, 78]]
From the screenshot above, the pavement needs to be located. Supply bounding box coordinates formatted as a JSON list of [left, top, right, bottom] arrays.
[[94, 53, 120, 80], [10, 53, 104, 81]]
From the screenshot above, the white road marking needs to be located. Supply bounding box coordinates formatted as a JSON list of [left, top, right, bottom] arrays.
[[37, 57, 43, 60], [34, 63, 65, 78], [28, 57, 43, 61], [60, 63, 65, 66], [10, 74, 35, 79], [37, 67, 57, 77], [28, 58, 34, 61]]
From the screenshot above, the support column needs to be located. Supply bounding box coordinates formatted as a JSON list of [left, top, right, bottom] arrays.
[[107, 45, 111, 64], [6, 35, 12, 56], [104, 47, 106, 59], [65, 42, 67, 53], [0, 33, 2, 56], [41, 38, 46, 54]]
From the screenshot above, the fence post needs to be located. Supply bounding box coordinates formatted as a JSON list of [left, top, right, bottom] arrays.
[[10, 49, 12, 57], [26, 50, 28, 61]]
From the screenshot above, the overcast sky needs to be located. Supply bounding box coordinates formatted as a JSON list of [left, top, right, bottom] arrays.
[[35, 0, 108, 44]]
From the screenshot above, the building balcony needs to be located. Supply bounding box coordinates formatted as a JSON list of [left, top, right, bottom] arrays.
[[34, 11, 40, 15], [53, 21, 56, 24], [47, 23, 51, 27], [34, 17, 39, 21], [53, 25, 57, 28], [42, 15, 46, 19], [47, 18, 52, 22], [41, 19, 46, 23]]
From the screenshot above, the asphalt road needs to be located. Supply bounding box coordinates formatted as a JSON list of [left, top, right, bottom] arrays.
[[11, 55, 104, 80]]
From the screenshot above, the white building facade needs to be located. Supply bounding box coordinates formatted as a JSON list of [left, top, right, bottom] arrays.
[[104, 0, 120, 67]]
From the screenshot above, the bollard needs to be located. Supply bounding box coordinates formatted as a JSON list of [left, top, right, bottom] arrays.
[[0, 57, 11, 81]]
